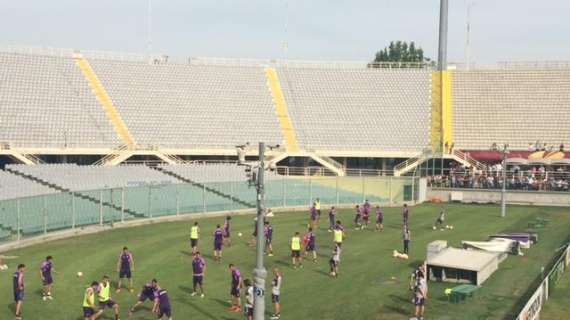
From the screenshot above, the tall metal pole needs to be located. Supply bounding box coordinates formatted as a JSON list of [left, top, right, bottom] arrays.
[[465, 0, 472, 70], [438, 0, 449, 71], [501, 148, 507, 218], [253, 142, 267, 320], [438, 0, 449, 175]]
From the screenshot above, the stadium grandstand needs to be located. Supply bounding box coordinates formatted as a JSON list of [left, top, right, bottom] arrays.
[[1, 46, 569, 179]]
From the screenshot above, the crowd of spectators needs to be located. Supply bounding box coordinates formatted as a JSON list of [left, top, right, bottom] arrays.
[[427, 163, 570, 192]]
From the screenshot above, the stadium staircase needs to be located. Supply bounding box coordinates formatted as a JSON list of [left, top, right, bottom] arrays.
[[74, 53, 137, 149], [155, 167, 256, 209], [450, 150, 487, 171], [5, 168, 146, 219], [7, 152, 44, 165], [394, 149, 433, 176], [394, 149, 487, 176], [307, 153, 346, 176], [265, 67, 301, 153], [92, 145, 134, 166]]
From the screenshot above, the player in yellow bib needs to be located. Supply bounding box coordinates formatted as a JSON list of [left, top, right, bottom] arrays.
[[333, 220, 345, 248], [291, 232, 302, 269], [190, 222, 200, 255], [83, 281, 103, 320], [98, 275, 120, 320]]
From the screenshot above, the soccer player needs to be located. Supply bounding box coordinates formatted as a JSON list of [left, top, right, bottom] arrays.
[[13, 263, 25, 320], [362, 200, 371, 229], [411, 268, 428, 320], [83, 281, 103, 320], [223, 216, 232, 247], [403, 226, 411, 254], [403, 203, 410, 228], [434, 208, 446, 230], [328, 206, 337, 232], [265, 221, 274, 256], [98, 275, 120, 320], [309, 203, 318, 229], [244, 279, 255, 320], [315, 198, 321, 220], [40, 255, 55, 301], [116, 246, 135, 293], [270, 268, 282, 320], [228, 264, 243, 312], [190, 221, 200, 255], [213, 224, 224, 263], [353, 205, 362, 229], [291, 232, 303, 269], [375, 205, 384, 231], [128, 279, 157, 318], [191, 251, 206, 298], [249, 218, 259, 247], [329, 244, 341, 277], [304, 227, 317, 262], [333, 220, 345, 248], [153, 281, 173, 320]]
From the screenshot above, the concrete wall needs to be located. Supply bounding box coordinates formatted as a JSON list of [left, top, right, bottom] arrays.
[[428, 188, 570, 207]]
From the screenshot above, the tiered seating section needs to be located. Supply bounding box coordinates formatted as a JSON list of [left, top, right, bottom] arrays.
[[276, 67, 432, 151], [0, 170, 56, 200], [453, 70, 570, 150], [7, 164, 178, 191], [88, 60, 283, 149], [0, 52, 121, 148]]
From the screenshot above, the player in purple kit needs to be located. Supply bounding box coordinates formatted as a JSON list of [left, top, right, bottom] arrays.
[[353, 205, 362, 230], [13, 263, 25, 320], [191, 251, 206, 298], [362, 200, 371, 229], [265, 221, 274, 256], [403, 203, 409, 228], [304, 228, 317, 262], [128, 279, 157, 318], [40, 255, 55, 301], [228, 264, 243, 313], [309, 203, 318, 229], [328, 206, 337, 232], [152, 281, 172, 320], [375, 205, 384, 231], [116, 246, 135, 293], [213, 224, 224, 263], [223, 216, 232, 247]]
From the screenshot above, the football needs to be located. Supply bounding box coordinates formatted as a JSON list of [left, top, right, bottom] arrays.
[[238, 232, 243, 237], [77, 271, 83, 277]]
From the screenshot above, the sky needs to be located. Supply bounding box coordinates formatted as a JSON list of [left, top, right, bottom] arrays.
[[1, 0, 569, 64]]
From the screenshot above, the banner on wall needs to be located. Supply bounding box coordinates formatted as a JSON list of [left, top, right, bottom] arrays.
[[516, 280, 548, 320]]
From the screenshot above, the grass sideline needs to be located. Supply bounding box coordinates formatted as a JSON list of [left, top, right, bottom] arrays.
[[0, 203, 568, 320]]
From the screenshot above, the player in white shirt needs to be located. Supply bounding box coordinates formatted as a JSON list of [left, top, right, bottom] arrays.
[[270, 268, 282, 320]]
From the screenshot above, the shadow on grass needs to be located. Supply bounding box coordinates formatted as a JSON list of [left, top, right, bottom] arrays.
[[184, 299, 218, 320], [178, 285, 194, 295], [179, 250, 192, 257], [313, 269, 331, 277]]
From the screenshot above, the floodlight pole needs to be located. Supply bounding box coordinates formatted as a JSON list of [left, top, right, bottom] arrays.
[[253, 142, 267, 320]]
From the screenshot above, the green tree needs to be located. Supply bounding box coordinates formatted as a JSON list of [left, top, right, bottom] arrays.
[[369, 41, 431, 68]]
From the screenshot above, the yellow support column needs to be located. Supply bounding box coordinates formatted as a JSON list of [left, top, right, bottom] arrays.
[[265, 68, 300, 153], [431, 71, 453, 153], [442, 71, 454, 148], [74, 54, 136, 148]]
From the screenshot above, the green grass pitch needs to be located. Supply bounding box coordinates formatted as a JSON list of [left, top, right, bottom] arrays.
[[0, 203, 569, 320]]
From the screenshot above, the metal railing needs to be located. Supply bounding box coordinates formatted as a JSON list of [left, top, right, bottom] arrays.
[[0, 175, 419, 245]]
